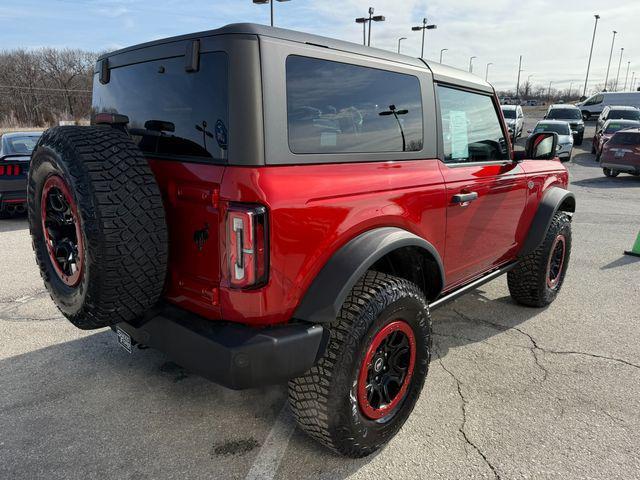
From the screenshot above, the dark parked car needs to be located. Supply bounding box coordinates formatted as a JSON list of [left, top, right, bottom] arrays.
[[545, 104, 585, 145], [600, 127, 640, 177], [596, 105, 640, 132], [27, 23, 574, 457], [0, 131, 42, 217], [592, 119, 640, 159]]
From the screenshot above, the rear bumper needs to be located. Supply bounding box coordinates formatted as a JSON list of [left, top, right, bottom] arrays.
[[117, 305, 325, 390], [0, 189, 27, 210], [600, 161, 640, 174]]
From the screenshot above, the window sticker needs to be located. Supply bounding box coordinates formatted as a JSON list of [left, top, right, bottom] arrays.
[[449, 110, 469, 159]]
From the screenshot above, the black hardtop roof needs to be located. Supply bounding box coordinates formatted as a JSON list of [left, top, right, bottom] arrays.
[[98, 23, 492, 93]]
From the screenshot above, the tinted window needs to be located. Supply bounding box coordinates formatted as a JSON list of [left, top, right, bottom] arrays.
[[608, 109, 640, 121], [3, 134, 41, 155], [534, 123, 570, 135], [584, 94, 603, 106], [547, 108, 582, 120], [92, 52, 228, 162], [286, 56, 423, 154], [501, 108, 516, 119], [610, 132, 640, 145], [437, 86, 509, 164]]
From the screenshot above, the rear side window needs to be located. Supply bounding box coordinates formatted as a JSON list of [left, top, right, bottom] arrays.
[[437, 85, 508, 164], [92, 52, 228, 162], [609, 110, 640, 121], [285, 56, 423, 154]]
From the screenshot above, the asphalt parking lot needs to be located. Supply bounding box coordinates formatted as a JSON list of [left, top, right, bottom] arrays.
[[1, 114, 639, 480]]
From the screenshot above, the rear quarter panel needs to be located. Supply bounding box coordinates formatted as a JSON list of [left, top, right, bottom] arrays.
[[219, 160, 447, 326]]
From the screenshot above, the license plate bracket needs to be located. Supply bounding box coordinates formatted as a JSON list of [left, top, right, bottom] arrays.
[[115, 327, 132, 354]]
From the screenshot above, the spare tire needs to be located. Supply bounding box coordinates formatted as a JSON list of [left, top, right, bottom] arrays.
[[28, 126, 168, 330]]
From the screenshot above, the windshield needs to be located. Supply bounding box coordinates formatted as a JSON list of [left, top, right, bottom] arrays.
[[501, 109, 516, 119], [547, 108, 582, 120], [605, 121, 640, 133], [610, 132, 640, 145], [2, 134, 41, 155], [608, 110, 640, 121], [534, 123, 570, 135]]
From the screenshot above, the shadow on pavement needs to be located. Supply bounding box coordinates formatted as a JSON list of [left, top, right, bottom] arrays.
[[572, 174, 640, 189], [570, 152, 598, 168], [0, 214, 29, 233], [601, 254, 640, 269], [0, 290, 541, 479]]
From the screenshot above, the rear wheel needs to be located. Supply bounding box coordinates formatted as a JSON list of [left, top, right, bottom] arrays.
[[603, 167, 619, 177], [582, 111, 590, 121], [508, 212, 572, 307], [289, 271, 431, 457], [28, 126, 168, 330]]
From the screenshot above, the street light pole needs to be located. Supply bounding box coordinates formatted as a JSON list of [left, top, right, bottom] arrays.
[[411, 18, 437, 59], [526, 74, 534, 97], [548, 81, 553, 102], [604, 30, 618, 91], [253, 0, 291, 27], [485, 62, 493, 81], [623, 61, 631, 90], [355, 8, 385, 47], [469, 56, 476, 73], [568, 81, 574, 99], [515, 55, 523, 100], [582, 14, 600, 98], [614, 47, 624, 91], [397, 37, 407, 54], [439, 48, 448, 63]]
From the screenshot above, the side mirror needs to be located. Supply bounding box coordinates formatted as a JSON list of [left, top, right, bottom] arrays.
[[525, 132, 558, 160]]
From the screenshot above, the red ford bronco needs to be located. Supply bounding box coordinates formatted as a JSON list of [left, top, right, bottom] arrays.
[[28, 24, 575, 457]]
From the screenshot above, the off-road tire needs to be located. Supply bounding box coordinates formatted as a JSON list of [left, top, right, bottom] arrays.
[[288, 271, 431, 458], [603, 168, 619, 178], [28, 126, 168, 330], [508, 211, 572, 307]]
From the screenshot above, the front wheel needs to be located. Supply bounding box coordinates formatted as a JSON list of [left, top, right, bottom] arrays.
[[603, 168, 619, 177], [582, 111, 590, 121], [289, 271, 431, 458], [508, 212, 572, 307]]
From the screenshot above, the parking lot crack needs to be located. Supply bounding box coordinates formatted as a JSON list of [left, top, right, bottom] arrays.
[[452, 308, 548, 381], [436, 348, 501, 480], [543, 350, 640, 370]]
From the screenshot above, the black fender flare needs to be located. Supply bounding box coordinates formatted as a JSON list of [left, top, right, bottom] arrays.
[[293, 227, 445, 324], [519, 187, 575, 257]]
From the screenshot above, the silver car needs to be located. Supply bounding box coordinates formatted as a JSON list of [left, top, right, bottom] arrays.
[[528, 120, 573, 161]]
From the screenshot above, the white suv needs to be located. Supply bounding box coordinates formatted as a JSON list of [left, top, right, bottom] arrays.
[[501, 105, 524, 140]]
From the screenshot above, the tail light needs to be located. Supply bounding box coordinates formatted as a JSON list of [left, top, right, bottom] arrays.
[[227, 204, 268, 288], [0, 164, 21, 176]]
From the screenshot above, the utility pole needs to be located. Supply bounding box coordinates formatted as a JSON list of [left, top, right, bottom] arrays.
[[568, 81, 574, 99], [583, 14, 600, 98], [604, 30, 617, 91], [469, 56, 476, 73], [548, 81, 553, 102], [623, 61, 631, 90], [515, 55, 523, 100]]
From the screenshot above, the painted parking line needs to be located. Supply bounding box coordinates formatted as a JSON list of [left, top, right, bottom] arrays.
[[245, 404, 296, 480]]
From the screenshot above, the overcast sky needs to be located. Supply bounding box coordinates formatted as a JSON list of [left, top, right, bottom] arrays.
[[2, 0, 639, 94]]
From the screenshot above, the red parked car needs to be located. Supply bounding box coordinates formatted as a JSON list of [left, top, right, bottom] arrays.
[[592, 119, 640, 160], [600, 127, 640, 177], [27, 24, 574, 457]]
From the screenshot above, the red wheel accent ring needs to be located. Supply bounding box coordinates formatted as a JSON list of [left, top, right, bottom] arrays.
[[546, 234, 566, 289], [41, 175, 84, 287], [357, 320, 417, 421]]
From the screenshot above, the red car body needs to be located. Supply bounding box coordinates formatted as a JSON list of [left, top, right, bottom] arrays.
[[593, 119, 640, 157], [600, 128, 640, 175], [147, 155, 568, 328]]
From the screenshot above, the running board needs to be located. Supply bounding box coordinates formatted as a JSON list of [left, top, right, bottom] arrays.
[[429, 262, 518, 310]]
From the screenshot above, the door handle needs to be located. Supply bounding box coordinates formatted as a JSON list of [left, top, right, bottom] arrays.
[[452, 192, 478, 205]]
